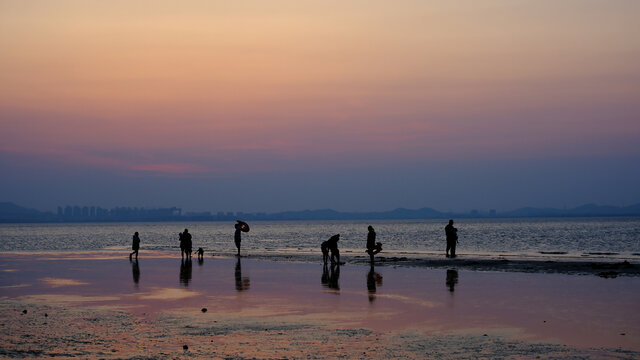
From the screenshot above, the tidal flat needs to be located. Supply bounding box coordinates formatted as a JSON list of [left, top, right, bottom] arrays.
[[1, 252, 638, 359]]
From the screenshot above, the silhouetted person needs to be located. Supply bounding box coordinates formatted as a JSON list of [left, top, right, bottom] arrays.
[[234, 257, 250, 291], [196, 247, 204, 260], [321, 240, 330, 264], [234, 222, 242, 256], [234, 221, 246, 256], [179, 258, 192, 287], [179, 232, 186, 258], [365, 226, 382, 263], [183, 229, 192, 258], [445, 220, 458, 258], [131, 258, 140, 287], [446, 269, 458, 292], [129, 231, 140, 260], [325, 234, 341, 265], [367, 265, 383, 302]]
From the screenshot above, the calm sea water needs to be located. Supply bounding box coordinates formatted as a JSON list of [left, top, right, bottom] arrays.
[[1, 218, 639, 260]]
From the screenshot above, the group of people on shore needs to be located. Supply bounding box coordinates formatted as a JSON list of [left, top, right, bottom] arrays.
[[320, 225, 384, 266], [129, 220, 460, 262]]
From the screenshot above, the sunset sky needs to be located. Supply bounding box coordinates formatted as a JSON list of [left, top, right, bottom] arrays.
[[1, 0, 639, 212]]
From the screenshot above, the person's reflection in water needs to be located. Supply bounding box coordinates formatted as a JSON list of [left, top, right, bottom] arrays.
[[234, 258, 250, 291], [179, 258, 192, 287], [328, 264, 340, 291], [321, 264, 330, 287], [446, 269, 459, 292], [367, 265, 383, 302], [130, 258, 140, 288]]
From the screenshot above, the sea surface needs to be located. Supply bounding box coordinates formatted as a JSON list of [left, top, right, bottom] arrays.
[[1, 218, 639, 260]]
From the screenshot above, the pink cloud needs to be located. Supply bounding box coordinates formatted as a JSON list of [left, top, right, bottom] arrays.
[[0, 146, 213, 176]]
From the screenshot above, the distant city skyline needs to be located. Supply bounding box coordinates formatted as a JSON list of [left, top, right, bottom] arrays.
[[2, 201, 639, 223], [1, 1, 639, 213]]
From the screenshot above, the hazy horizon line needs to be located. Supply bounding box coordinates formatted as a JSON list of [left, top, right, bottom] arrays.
[[5, 200, 640, 216]]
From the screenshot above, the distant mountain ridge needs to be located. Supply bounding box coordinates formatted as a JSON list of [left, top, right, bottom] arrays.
[[0, 201, 639, 223]]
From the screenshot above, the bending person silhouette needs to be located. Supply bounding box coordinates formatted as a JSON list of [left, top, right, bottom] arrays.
[[445, 220, 458, 258], [324, 234, 342, 265], [196, 247, 204, 260], [129, 232, 140, 260], [321, 240, 330, 264]]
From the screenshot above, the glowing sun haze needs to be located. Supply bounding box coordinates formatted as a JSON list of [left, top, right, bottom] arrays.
[[1, 0, 639, 212]]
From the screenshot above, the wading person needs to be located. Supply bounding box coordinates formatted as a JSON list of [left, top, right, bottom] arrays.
[[445, 219, 458, 258]]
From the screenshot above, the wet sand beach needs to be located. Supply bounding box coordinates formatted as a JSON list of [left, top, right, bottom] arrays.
[[1, 251, 639, 359]]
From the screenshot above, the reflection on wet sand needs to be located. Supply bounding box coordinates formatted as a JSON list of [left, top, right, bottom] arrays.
[[446, 269, 458, 292], [40, 277, 89, 287], [367, 265, 383, 302], [1, 254, 638, 354], [180, 258, 192, 287], [137, 287, 201, 300], [321, 264, 340, 292], [235, 258, 250, 291], [131, 259, 140, 287]]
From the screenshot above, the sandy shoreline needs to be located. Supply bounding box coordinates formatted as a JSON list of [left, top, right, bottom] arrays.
[[1, 252, 639, 359]]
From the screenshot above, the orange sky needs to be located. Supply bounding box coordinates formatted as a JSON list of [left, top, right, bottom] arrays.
[[1, 0, 639, 176]]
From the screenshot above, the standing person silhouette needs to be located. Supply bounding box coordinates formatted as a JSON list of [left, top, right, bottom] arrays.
[[234, 222, 243, 256], [183, 229, 192, 259], [129, 231, 140, 260], [179, 232, 185, 258], [445, 220, 458, 258], [234, 221, 249, 256], [365, 225, 378, 263]]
